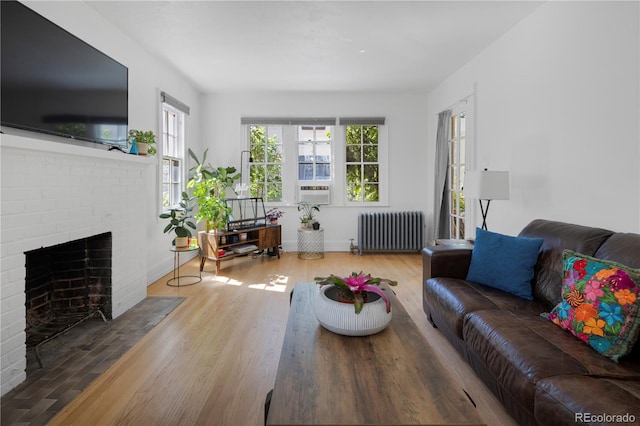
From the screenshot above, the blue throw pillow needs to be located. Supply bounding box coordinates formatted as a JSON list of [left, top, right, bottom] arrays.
[[466, 228, 544, 300]]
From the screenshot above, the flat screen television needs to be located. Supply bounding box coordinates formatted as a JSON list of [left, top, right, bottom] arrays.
[[1, 1, 128, 148]]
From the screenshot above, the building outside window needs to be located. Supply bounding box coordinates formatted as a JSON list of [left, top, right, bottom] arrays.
[[243, 117, 385, 206], [297, 125, 332, 181]]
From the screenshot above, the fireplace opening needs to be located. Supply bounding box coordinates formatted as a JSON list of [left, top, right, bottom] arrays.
[[24, 232, 113, 366]]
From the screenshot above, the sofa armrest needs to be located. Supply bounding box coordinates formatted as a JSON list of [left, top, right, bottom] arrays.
[[422, 245, 473, 282]]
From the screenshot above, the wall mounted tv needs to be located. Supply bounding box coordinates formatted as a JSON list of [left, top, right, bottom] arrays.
[[1, 1, 128, 148]]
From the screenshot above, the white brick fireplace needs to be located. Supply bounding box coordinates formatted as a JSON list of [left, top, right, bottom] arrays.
[[1, 132, 152, 395]]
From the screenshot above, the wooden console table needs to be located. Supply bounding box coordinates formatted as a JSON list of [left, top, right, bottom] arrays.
[[266, 282, 482, 425], [198, 225, 281, 274]]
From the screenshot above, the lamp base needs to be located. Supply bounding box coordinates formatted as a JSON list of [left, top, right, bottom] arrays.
[[478, 199, 492, 231]]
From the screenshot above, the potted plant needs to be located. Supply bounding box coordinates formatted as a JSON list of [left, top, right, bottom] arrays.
[[297, 201, 319, 229], [187, 148, 240, 232], [159, 191, 196, 247], [266, 208, 285, 225], [313, 272, 398, 336], [128, 129, 157, 156]]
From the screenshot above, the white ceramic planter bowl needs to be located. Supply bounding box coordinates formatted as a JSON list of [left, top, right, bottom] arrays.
[[314, 285, 392, 336]]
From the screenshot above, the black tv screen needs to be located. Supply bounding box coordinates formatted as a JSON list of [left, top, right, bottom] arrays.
[[1, 1, 128, 148]]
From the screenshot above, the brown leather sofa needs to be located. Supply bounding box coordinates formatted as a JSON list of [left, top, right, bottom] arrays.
[[423, 219, 640, 425]]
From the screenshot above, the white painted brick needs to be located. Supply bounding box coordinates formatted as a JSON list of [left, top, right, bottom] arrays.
[[1, 139, 149, 394]]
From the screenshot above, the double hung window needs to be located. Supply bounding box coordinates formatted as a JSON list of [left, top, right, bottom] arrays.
[[297, 125, 332, 182], [249, 125, 284, 202], [242, 117, 386, 206], [160, 92, 190, 210], [447, 111, 466, 239], [345, 125, 380, 202]]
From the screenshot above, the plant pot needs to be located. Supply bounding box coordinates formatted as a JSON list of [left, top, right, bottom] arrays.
[[137, 142, 149, 156], [175, 237, 189, 248], [312, 222, 320, 230], [314, 285, 392, 336]]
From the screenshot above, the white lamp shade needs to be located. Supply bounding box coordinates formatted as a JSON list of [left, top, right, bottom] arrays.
[[463, 170, 510, 200]]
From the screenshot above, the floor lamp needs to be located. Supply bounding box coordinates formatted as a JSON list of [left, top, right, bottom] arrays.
[[463, 170, 510, 231]]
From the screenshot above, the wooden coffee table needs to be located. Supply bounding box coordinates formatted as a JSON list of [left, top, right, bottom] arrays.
[[266, 282, 483, 425]]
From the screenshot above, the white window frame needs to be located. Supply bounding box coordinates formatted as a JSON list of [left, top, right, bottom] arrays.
[[241, 117, 388, 207], [342, 123, 388, 206], [161, 103, 185, 211]]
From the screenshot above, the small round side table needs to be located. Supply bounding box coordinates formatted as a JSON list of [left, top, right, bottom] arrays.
[[167, 246, 202, 287], [297, 228, 324, 259]]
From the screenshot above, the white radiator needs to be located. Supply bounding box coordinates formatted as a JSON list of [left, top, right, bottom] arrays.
[[357, 211, 425, 255]]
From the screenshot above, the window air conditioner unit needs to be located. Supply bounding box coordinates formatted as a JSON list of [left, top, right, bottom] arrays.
[[298, 185, 331, 205]]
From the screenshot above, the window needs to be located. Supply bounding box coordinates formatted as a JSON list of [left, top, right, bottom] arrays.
[[448, 111, 466, 239], [160, 92, 190, 210], [242, 117, 386, 206], [297, 125, 332, 181], [161, 105, 183, 208], [345, 125, 380, 202], [249, 125, 284, 202]]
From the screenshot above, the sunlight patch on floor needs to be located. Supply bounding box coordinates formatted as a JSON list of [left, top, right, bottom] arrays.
[[214, 275, 244, 286], [248, 274, 289, 292]]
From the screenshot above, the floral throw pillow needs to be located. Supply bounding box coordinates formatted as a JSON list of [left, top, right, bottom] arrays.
[[545, 250, 640, 362]]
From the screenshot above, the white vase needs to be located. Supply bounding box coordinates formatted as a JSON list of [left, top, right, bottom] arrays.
[[314, 285, 392, 336]]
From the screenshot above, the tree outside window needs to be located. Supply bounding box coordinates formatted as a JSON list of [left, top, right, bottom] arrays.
[[346, 125, 379, 202], [249, 125, 283, 202]]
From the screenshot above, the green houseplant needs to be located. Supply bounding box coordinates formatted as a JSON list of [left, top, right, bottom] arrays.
[[187, 148, 241, 232], [159, 191, 196, 247], [297, 201, 320, 229], [128, 129, 157, 156]]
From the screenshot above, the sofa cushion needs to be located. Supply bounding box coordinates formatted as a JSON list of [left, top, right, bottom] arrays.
[[545, 250, 640, 362], [466, 228, 543, 300], [518, 219, 614, 310], [463, 310, 590, 419], [535, 376, 640, 426]]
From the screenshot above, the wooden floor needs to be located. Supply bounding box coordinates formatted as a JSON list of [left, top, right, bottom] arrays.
[[48, 251, 517, 426]]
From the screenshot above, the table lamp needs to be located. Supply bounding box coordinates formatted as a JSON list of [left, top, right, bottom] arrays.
[[463, 169, 510, 230]]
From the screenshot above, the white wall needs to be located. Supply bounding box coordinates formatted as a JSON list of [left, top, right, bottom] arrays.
[[427, 1, 640, 238], [201, 91, 429, 251], [17, 1, 204, 283], [1, 1, 202, 395]]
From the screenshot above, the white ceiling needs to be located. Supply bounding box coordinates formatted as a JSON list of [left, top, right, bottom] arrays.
[[87, 1, 544, 93]]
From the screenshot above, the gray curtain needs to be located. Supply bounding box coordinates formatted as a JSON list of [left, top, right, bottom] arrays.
[[433, 109, 452, 240]]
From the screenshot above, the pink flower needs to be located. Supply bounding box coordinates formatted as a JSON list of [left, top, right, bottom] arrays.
[[315, 272, 398, 314], [584, 279, 604, 301]]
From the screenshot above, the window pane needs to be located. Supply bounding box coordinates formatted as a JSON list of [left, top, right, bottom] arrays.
[[315, 164, 331, 180], [362, 126, 378, 144], [267, 142, 283, 163], [346, 164, 361, 201], [363, 183, 379, 202], [346, 145, 361, 162], [346, 126, 361, 144], [451, 115, 457, 139], [363, 164, 378, 183], [298, 143, 313, 163], [363, 145, 378, 162], [266, 182, 282, 202], [316, 142, 330, 161], [298, 126, 315, 141], [298, 164, 314, 180]]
